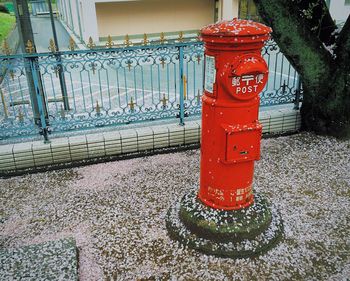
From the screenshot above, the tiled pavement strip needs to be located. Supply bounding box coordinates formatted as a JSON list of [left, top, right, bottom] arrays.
[[0, 106, 300, 176]]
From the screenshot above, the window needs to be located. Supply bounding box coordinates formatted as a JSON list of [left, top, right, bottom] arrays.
[[345, 0, 350, 6], [239, 0, 260, 21]]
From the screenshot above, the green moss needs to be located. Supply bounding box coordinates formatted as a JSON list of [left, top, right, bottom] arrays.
[[166, 191, 284, 258], [178, 191, 273, 242]]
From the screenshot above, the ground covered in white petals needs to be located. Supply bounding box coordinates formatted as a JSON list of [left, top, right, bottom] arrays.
[[1, 132, 350, 280]]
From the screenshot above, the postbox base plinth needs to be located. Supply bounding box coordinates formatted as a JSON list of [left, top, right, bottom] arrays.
[[166, 190, 283, 258]]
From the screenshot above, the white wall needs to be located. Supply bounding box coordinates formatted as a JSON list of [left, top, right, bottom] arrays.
[[58, 0, 239, 44], [58, 0, 99, 43], [221, 0, 239, 20], [80, 0, 99, 43], [95, 0, 215, 37], [329, 0, 350, 24]]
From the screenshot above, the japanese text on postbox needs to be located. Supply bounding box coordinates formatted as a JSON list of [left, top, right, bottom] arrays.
[[232, 73, 264, 95], [204, 55, 216, 93]]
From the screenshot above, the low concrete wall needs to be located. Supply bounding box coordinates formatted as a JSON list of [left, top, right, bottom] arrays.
[[0, 107, 301, 176]]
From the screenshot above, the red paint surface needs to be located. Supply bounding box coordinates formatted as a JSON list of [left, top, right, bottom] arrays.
[[198, 18, 271, 210]]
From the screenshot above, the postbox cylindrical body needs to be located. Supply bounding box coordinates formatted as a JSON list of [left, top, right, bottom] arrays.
[[198, 19, 272, 210]]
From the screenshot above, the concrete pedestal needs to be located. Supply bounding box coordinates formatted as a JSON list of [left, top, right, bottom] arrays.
[[166, 190, 283, 258]]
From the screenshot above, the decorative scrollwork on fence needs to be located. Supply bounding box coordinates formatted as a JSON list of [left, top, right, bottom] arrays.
[[0, 40, 299, 140]]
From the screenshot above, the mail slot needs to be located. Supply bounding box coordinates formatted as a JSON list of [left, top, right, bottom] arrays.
[[222, 121, 262, 163]]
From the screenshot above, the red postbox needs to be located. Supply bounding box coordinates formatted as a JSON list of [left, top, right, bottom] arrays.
[[198, 19, 272, 210], [166, 19, 283, 258]]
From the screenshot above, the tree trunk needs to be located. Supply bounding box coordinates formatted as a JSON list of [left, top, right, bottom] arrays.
[[254, 0, 350, 138]]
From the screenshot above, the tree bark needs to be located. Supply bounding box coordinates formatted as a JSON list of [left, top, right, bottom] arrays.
[[254, 0, 350, 138]]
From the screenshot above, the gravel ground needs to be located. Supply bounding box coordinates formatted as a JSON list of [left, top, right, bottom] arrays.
[[0, 132, 350, 280]]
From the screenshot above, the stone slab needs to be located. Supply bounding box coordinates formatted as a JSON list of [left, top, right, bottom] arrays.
[[0, 238, 78, 280]]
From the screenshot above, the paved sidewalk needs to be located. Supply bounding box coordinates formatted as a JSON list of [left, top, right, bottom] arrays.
[[1, 132, 349, 279]]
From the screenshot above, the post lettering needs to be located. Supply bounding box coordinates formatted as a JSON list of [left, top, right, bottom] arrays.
[[234, 74, 263, 95]]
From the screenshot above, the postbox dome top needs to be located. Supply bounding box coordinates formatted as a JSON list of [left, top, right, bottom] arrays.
[[201, 18, 272, 45]]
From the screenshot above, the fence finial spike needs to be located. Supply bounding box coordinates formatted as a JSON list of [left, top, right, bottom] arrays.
[[49, 39, 57, 52], [160, 32, 166, 44], [25, 40, 35, 54], [160, 57, 166, 68], [106, 35, 114, 48], [2, 40, 11, 55], [124, 34, 132, 47], [196, 54, 201, 64], [95, 100, 101, 115], [69, 37, 75, 51], [91, 62, 97, 75], [126, 59, 132, 71], [142, 33, 149, 45], [178, 31, 184, 42], [87, 37, 95, 49], [10, 70, 15, 80], [161, 94, 168, 108], [128, 97, 136, 112]]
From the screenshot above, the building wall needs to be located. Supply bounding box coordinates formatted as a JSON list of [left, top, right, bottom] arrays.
[[221, 0, 239, 20], [58, 0, 239, 44], [58, 0, 99, 43], [329, 0, 350, 24], [95, 0, 216, 38]]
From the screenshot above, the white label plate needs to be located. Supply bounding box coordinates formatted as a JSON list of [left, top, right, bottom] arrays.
[[204, 55, 216, 94]]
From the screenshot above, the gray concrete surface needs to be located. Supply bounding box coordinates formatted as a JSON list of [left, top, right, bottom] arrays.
[[0, 238, 78, 280], [31, 16, 71, 53], [0, 132, 349, 279]]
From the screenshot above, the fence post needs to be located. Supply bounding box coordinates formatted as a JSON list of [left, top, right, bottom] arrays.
[[13, 0, 49, 127], [294, 73, 302, 110], [47, 0, 70, 111], [179, 46, 185, 126], [29, 58, 50, 142]]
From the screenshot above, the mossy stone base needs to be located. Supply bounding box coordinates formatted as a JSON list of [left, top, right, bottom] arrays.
[[166, 190, 283, 258]]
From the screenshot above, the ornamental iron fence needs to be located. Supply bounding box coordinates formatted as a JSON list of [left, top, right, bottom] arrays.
[[0, 40, 302, 141]]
